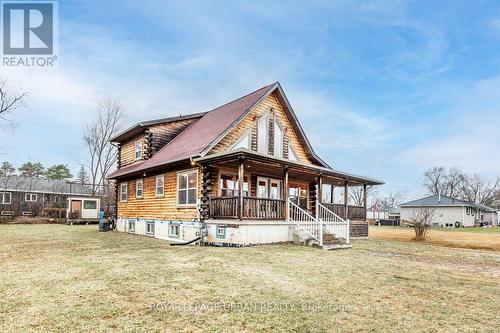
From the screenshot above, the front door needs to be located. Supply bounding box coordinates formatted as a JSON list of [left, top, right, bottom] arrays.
[[257, 177, 283, 199], [71, 200, 82, 219]]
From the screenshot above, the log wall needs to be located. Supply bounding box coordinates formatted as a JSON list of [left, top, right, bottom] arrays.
[[117, 166, 201, 221]]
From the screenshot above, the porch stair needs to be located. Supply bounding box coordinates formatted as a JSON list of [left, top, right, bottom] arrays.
[[289, 200, 351, 250]]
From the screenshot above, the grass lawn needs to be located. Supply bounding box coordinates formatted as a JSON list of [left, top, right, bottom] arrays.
[[370, 226, 500, 251], [1, 225, 499, 332]]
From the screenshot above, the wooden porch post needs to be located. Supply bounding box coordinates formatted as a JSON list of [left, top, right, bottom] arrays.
[[317, 174, 323, 203], [317, 174, 323, 219], [363, 183, 367, 221], [330, 185, 335, 204], [344, 179, 349, 220], [283, 167, 289, 221], [238, 157, 245, 221]]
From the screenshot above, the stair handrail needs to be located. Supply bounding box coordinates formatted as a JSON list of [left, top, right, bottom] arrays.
[[318, 203, 350, 243], [288, 199, 322, 245]]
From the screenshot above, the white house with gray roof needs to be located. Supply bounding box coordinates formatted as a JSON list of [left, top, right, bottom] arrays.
[[400, 194, 498, 227]]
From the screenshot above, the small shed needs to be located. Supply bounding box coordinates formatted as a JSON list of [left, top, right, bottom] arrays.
[[66, 197, 101, 221]]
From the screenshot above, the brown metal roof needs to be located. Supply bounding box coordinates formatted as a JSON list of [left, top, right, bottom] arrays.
[[109, 83, 276, 179]]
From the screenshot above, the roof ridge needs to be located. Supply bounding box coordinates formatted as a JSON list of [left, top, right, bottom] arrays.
[[203, 82, 276, 114]]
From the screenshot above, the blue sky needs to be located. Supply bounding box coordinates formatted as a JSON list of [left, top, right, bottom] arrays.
[[2, 0, 500, 200]]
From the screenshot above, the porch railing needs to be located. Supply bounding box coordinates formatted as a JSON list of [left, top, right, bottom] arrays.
[[209, 196, 285, 220], [321, 203, 366, 221], [289, 199, 322, 244], [317, 203, 350, 243], [243, 197, 285, 219], [209, 196, 239, 219]]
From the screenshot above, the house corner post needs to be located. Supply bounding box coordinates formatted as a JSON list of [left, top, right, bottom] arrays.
[[344, 179, 349, 220], [238, 157, 245, 221]]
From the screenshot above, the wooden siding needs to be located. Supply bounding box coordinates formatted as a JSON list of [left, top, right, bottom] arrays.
[[148, 119, 198, 155], [209, 92, 313, 164], [117, 167, 201, 221], [120, 134, 145, 167]]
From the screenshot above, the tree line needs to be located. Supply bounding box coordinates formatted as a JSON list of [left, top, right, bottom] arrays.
[[422, 167, 500, 207]]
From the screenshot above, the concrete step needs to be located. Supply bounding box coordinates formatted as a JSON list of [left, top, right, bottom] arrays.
[[319, 243, 353, 250]]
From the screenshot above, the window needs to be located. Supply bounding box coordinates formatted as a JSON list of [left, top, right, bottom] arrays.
[[120, 183, 127, 202], [216, 226, 226, 239], [177, 170, 198, 206], [231, 131, 250, 150], [288, 145, 298, 161], [219, 174, 249, 197], [146, 221, 155, 235], [257, 114, 269, 153], [134, 140, 142, 160], [136, 179, 144, 199], [0, 192, 11, 204], [274, 120, 283, 158], [289, 183, 308, 210], [169, 223, 180, 238], [83, 200, 97, 210], [155, 175, 164, 197], [128, 220, 135, 232], [25, 193, 37, 202]]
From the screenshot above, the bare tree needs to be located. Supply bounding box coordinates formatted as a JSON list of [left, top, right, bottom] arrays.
[[459, 173, 500, 206], [83, 97, 123, 196], [422, 167, 500, 206], [423, 167, 447, 195], [0, 79, 28, 125], [371, 191, 406, 212], [349, 186, 367, 206], [404, 208, 435, 241]]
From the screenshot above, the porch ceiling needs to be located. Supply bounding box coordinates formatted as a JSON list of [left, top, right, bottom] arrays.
[[194, 149, 383, 186]]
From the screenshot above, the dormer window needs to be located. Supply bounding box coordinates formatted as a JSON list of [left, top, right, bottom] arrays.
[[134, 140, 142, 160]]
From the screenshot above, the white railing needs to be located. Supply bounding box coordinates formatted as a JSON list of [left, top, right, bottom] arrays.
[[318, 203, 350, 243], [288, 199, 322, 245]]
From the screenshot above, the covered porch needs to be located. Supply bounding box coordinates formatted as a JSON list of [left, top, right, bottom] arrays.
[[195, 149, 383, 223]]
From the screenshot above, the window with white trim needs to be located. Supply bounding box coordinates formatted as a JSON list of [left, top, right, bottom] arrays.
[[216, 226, 226, 239], [134, 140, 142, 160], [288, 145, 298, 161], [274, 119, 283, 158], [136, 179, 144, 198], [169, 223, 180, 237], [128, 219, 135, 232], [155, 175, 164, 197], [177, 170, 198, 206], [25, 193, 37, 202], [0, 192, 11, 204], [146, 221, 155, 235], [231, 131, 250, 150], [83, 200, 97, 210], [257, 114, 269, 153], [120, 183, 127, 202]]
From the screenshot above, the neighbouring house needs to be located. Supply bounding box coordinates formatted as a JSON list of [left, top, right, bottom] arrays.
[[0, 175, 102, 222], [400, 194, 499, 227], [109, 82, 383, 247]]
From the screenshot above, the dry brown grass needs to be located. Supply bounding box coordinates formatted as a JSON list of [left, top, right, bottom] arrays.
[[370, 226, 500, 251], [0, 224, 499, 332]]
